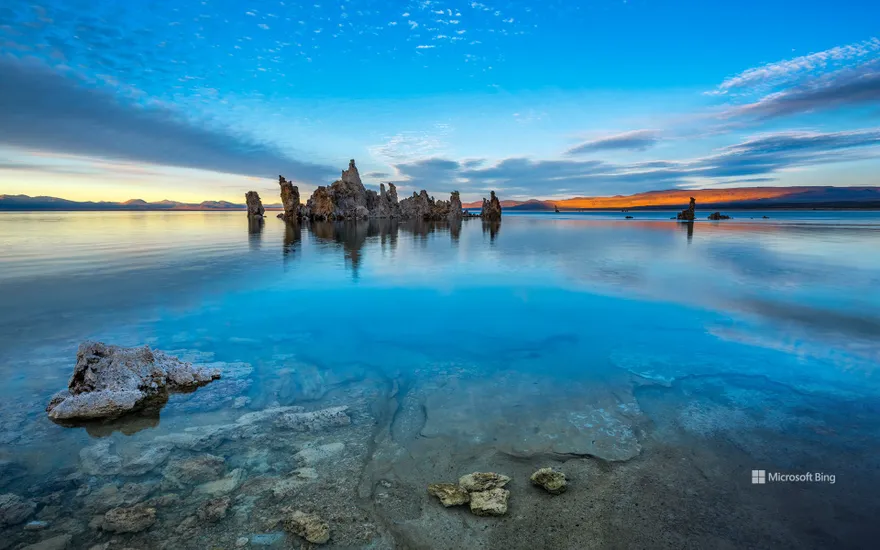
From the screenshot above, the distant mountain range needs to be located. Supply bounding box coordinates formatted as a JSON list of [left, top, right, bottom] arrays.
[[462, 186, 880, 210], [0, 195, 283, 211], [3, 186, 880, 212]]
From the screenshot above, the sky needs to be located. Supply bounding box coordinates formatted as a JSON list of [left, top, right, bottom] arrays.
[[0, 0, 879, 203]]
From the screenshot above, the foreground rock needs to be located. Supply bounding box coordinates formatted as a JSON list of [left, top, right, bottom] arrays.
[[278, 176, 302, 220], [245, 191, 265, 218], [469, 488, 510, 516], [459, 472, 510, 492], [707, 212, 731, 220], [480, 190, 502, 221], [428, 472, 511, 516], [530, 467, 567, 495], [427, 483, 470, 507], [676, 197, 696, 221], [284, 510, 330, 544], [46, 342, 220, 421], [101, 504, 156, 533]]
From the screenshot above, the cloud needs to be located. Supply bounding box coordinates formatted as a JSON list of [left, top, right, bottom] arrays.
[[390, 128, 880, 197], [364, 171, 391, 179], [729, 60, 880, 119], [565, 130, 660, 155], [0, 56, 335, 183], [392, 157, 462, 193], [368, 126, 452, 164], [712, 37, 880, 95]]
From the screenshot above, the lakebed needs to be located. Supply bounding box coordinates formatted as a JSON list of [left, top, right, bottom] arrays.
[[1, 211, 878, 549]]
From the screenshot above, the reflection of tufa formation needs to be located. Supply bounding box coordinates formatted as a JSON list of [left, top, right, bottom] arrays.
[[254, 159, 501, 222]]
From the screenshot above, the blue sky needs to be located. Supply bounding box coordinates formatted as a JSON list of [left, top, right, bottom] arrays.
[[1, 0, 879, 203]]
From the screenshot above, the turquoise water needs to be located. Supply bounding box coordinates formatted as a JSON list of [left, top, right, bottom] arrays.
[[0, 211, 878, 548]]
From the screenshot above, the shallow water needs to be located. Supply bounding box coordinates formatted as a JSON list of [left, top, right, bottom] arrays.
[[0, 211, 878, 549]]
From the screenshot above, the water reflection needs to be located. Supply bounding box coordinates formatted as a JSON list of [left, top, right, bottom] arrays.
[[677, 220, 694, 242], [247, 216, 264, 250], [482, 220, 501, 242], [282, 220, 302, 265], [306, 218, 470, 278]]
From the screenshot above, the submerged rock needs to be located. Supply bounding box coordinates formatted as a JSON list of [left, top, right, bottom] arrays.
[[245, 191, 265, 218], [79, 440, 122, 476], [46, 342, 220, 422], [121, 443, 173, 476], [676, 197, 696, 221], [427, 483, 470, 507], [530, 468, 567, 495], [195, 468, 244, 496], [458, 472, 510, 492], [480, 191, 502, 221], [197, 496, 230, 522], [0, 492, 36, 526], [707, 212, 731, 220], [284, 510, 330, 544], [101, 504, 156, 533], [163, 454, 226, 486], [275, 406, 351, 432], [294, 442, 345, 465], [469, 488, 510, 516], [20, 535, 72, 550]]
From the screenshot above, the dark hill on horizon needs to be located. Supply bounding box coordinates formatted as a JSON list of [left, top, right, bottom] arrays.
[[3, 186, 880, 212], [462, 186, 880, 211], [0, 195, 283, 211]]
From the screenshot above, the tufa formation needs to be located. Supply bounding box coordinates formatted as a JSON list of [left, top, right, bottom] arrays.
[[277, 160, 499, 222], [244, 191, 265, 218], [480, 190, 502, 221], [676, 197, 696, 221], [277, 176, 302, 221]]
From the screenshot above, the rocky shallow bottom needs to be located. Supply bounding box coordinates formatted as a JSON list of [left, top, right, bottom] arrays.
[[1, 349, 878, 549]]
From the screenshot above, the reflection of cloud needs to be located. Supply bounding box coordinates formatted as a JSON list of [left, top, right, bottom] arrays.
[[566, 130, 660, 155], [0, 57, 335, 183]]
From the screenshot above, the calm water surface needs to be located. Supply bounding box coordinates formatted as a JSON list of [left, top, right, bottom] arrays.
[[0, 211, 878, 548]]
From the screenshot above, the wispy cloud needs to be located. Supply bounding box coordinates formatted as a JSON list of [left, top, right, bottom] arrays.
[[711, 37, 880, 95], [368, 125, 453, 164], [566, 130, 661, 155]]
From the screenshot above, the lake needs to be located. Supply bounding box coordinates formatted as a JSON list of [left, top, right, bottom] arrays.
[[1, 210, 878, 549]]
